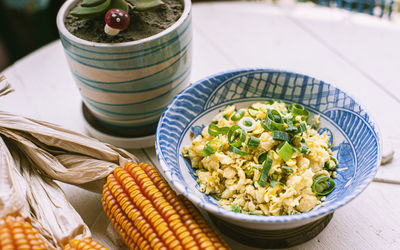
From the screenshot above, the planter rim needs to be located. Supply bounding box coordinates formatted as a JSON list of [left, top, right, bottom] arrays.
[[56, 0, 191, 47]]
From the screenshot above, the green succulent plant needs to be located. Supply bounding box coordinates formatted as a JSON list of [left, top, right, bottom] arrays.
[[71, 0, 164, 18]]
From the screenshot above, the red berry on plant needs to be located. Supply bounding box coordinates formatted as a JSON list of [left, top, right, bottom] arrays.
[[104, 9, 130, 36]]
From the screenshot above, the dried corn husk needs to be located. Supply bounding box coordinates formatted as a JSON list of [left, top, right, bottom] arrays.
[[0, 76, 140, 249], [0, 75, 13, 97], [0, 112, 138, 191], [0, 137, 29, 218], [0, 77, 29, 218], [9, 145, 90, 249]]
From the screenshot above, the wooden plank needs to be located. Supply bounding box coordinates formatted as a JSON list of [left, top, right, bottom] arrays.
[[90, 210, 129, 250], [1, 41, 85, 132], [143, 147, 159, 168], [297, 182, 400, 250], [283, 4, 400, 103], [58, 182, 103, 229], [1, 66, 38, 118], [191, 20, 237, 82], [374, 138, 400, 182]]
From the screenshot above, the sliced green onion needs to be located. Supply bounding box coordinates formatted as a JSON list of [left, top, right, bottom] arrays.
[[268, 109, 283, 122], [247, 212, 263, 216], [330, 155, 338, 165], [261, 119, 271, 131], [325, 156, 338, 170], [288, 103, 309, 121], [248, 136, 260, 148], [299, 138, 309, 154], [252, 165, 263, 169], [258, 152, 268, 164], [277, 141, 295, 162], [202, 139, 223, 157], [232, 205, 242, 213], [245, 169, 253, 176], [220, 127, 230, 135], [229, 145, 249, 156], [258, 157, 273, 187], [297, 122, 307, 134], [269, 180, 282, 188], [208, 124, 219, 136], [231, 109, 245, 121], [285, 116, 298, 132], [248, 106, 259, 119], [324, 161, 330, 170], [265, 100, 275, 105], [227, 125, 246, 147], [208, 124, 229, 137], [270, 172, 279, 180], [272, 130, 291, 142], [312, 175, 335, 196], [282, 166, 294, 174], [288, 103, 308, 115], [202, 144, 214, 157], [266, 99, 282, 105], [265, 109, 284, 131], [238, 117, 256, 132], [292, 146, 301, 153]]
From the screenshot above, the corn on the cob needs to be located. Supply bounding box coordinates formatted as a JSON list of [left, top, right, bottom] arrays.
[[0, 216, 46, 250], [102, 162, 230, 250], [64, 238, 108, 250]]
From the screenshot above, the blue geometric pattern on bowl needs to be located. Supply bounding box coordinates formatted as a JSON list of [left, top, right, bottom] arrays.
[[156, 68, 381, 225]]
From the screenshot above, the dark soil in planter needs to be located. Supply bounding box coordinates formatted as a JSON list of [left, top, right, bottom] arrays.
[[64, 0, 183, 43]]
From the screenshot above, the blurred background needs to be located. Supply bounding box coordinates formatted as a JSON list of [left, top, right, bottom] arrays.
[[0, 0, 64, 70], [0, 0, 398, 71]]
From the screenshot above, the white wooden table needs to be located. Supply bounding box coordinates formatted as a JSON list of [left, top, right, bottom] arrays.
[[1, 2, 400, 249]]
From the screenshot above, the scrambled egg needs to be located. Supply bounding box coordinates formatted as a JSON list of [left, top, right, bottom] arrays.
[[182, 101, 336, 216]]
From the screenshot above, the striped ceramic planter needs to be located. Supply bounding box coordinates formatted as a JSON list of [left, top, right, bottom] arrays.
[[56, 0, 192, 136]]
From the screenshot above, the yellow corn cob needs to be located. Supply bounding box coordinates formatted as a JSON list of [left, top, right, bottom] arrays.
[[64, 238, 108, 250], [102, 162, 230, 250], [0, 216, 46, 250]]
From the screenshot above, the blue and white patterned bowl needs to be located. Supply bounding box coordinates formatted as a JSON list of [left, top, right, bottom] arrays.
[[156, 68, 382, 230]]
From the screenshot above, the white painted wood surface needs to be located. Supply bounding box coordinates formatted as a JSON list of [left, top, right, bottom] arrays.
[[0, 2, 399, 249]]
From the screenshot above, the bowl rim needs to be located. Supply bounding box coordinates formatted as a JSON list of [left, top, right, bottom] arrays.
[[56, 0, 191, 47], [156, 67, 382, 224]]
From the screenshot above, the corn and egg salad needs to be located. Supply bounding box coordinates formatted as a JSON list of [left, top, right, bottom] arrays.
[[182, 101, 337, 216]]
